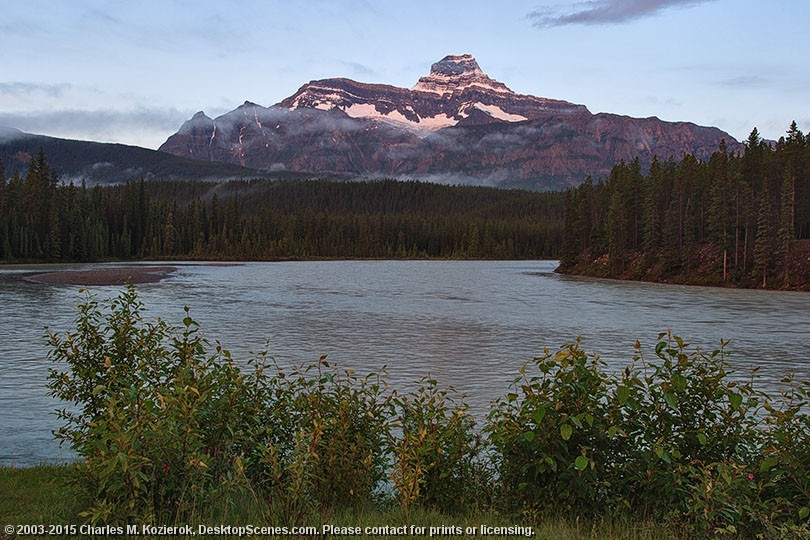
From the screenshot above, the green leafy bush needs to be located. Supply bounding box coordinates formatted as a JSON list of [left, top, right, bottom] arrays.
[[391, 379, 488, 514], [486, 339, 619, 515], [760, 376, 810, 526], [618, 333, 764, 516], [485, 331, 809, 537], [46, 288, 810, 536], [47, 287, 250, 524], [47, 287, 396, 525], [245, 356, 393, 521]]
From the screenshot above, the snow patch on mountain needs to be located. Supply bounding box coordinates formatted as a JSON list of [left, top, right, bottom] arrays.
[[416, 113, 457, 129], [343, 103, 413, 127], [342, 103, 458, 131], [473, 103, 528, 122]]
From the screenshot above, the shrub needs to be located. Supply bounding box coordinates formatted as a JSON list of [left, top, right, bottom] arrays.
[[486, 331, 783, 537], [46, 288, 810, 535], [391, 379, 488, 514], [618, 333, 764, 516], [760, 375, 810, 525], [248, 357, 393, 520], [47, 287, 250, 524], [486, 339, 621, 515], [47, 287, 395, 525]]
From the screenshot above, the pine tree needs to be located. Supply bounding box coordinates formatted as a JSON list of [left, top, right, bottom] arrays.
[[753, 196, 771, 288], [607, 190, 627, 273], [641, 158, 662, 262], [682, 198, 697, 276], [163, 212, 176, 256], [560, 190, 581, 268], [778, 170, 795, 286]]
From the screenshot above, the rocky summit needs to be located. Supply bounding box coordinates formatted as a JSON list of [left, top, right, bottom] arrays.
[[159, 54, 740, 189]]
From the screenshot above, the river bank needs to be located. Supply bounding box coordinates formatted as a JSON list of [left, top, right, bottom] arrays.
[[23, 266, 177, 286], [556, 240, 810, 292], [17, 262, 249, 286]]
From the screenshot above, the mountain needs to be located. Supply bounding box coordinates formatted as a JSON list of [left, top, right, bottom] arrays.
[[160, 54, 741, 190], [0, 128, 321, 185], [278, 54, 588, 128]]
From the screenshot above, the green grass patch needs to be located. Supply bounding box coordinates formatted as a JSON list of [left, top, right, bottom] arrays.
[[0, 465, 84, 525], [0, 465, 680, 539]]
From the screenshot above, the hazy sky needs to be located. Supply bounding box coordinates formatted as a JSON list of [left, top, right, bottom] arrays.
[[1, 0, 808, 149]]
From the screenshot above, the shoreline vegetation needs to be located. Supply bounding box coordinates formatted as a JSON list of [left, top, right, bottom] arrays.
[[0, 153, 564, 264], [26, 287, 810, 539], [555, 239, 810, 292], [558, 124, 810, 291]]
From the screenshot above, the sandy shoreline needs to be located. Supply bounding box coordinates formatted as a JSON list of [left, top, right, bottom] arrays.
[[24, 266, 177, 286]]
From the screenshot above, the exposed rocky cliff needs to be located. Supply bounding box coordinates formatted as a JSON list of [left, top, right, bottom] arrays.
[[160, 54, 740, 189]]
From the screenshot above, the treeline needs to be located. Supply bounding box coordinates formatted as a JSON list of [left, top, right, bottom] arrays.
[[559, 122, 810, 289], [0, 153, 564, 261]]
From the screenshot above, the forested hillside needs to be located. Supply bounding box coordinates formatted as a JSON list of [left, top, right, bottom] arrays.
[[0, 152, 564, 261], [558, 123, 810, 290], [0, 129, 281, 184]]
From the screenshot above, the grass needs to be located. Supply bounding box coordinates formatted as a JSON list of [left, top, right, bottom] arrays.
[[0, 465, 84, 526], [0, 465, 681, 540]]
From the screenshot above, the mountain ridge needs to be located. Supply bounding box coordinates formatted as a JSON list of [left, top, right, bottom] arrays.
[[0, 128, 335, 185], [159, 54, 741, 189]]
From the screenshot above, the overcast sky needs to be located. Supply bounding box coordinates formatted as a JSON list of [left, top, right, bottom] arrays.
[[1, 0, 808, 149]]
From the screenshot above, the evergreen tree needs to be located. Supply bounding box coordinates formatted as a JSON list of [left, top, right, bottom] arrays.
[[753, 196, 772, 288], [557, 121, 808, 289], [641, 157, 662, 262], [560, 190, 581, 268], [778, 170, 795, 286]]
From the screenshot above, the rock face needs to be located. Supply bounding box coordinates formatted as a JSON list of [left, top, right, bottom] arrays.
[[160, 54, 740, 189]]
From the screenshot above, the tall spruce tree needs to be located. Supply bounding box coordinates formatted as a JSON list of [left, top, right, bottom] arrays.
[[753, 196, 772, 288], [778, 169, 795, 286]]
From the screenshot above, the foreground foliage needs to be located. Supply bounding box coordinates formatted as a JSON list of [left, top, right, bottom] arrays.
[[46, 288, 810, 538], [488, 337, 810, 537]]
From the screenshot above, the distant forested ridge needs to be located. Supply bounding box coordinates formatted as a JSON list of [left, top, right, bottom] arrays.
[[558, 123, 810, 290], [0, 152, 564, 261]]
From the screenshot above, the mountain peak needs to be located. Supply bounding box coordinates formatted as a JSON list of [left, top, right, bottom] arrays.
[[412, 53, 512, 95], [176, 111, 214, 135], [0, 126, 25, 141], [429, 54, 483, 77]]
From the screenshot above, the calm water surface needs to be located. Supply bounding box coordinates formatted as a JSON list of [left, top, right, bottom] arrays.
[[1, 260, 808, 466]]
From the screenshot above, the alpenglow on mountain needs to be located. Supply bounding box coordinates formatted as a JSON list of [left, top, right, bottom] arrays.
[[160, 54, 739, 189]]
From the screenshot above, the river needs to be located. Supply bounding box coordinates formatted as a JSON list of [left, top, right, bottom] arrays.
[[1, 260, 808, 466]]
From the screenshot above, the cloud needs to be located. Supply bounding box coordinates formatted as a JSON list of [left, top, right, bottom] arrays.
[[528, 0, 716, 27], [718, 75, 769, 89], [0, 107, 194, 148], [337, 61, 377, 79], [0, 82, 70, 98], [396, 172, 498, 188]]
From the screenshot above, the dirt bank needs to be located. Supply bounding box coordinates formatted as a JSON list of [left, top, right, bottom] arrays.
[[24, 266, 176, 286]]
